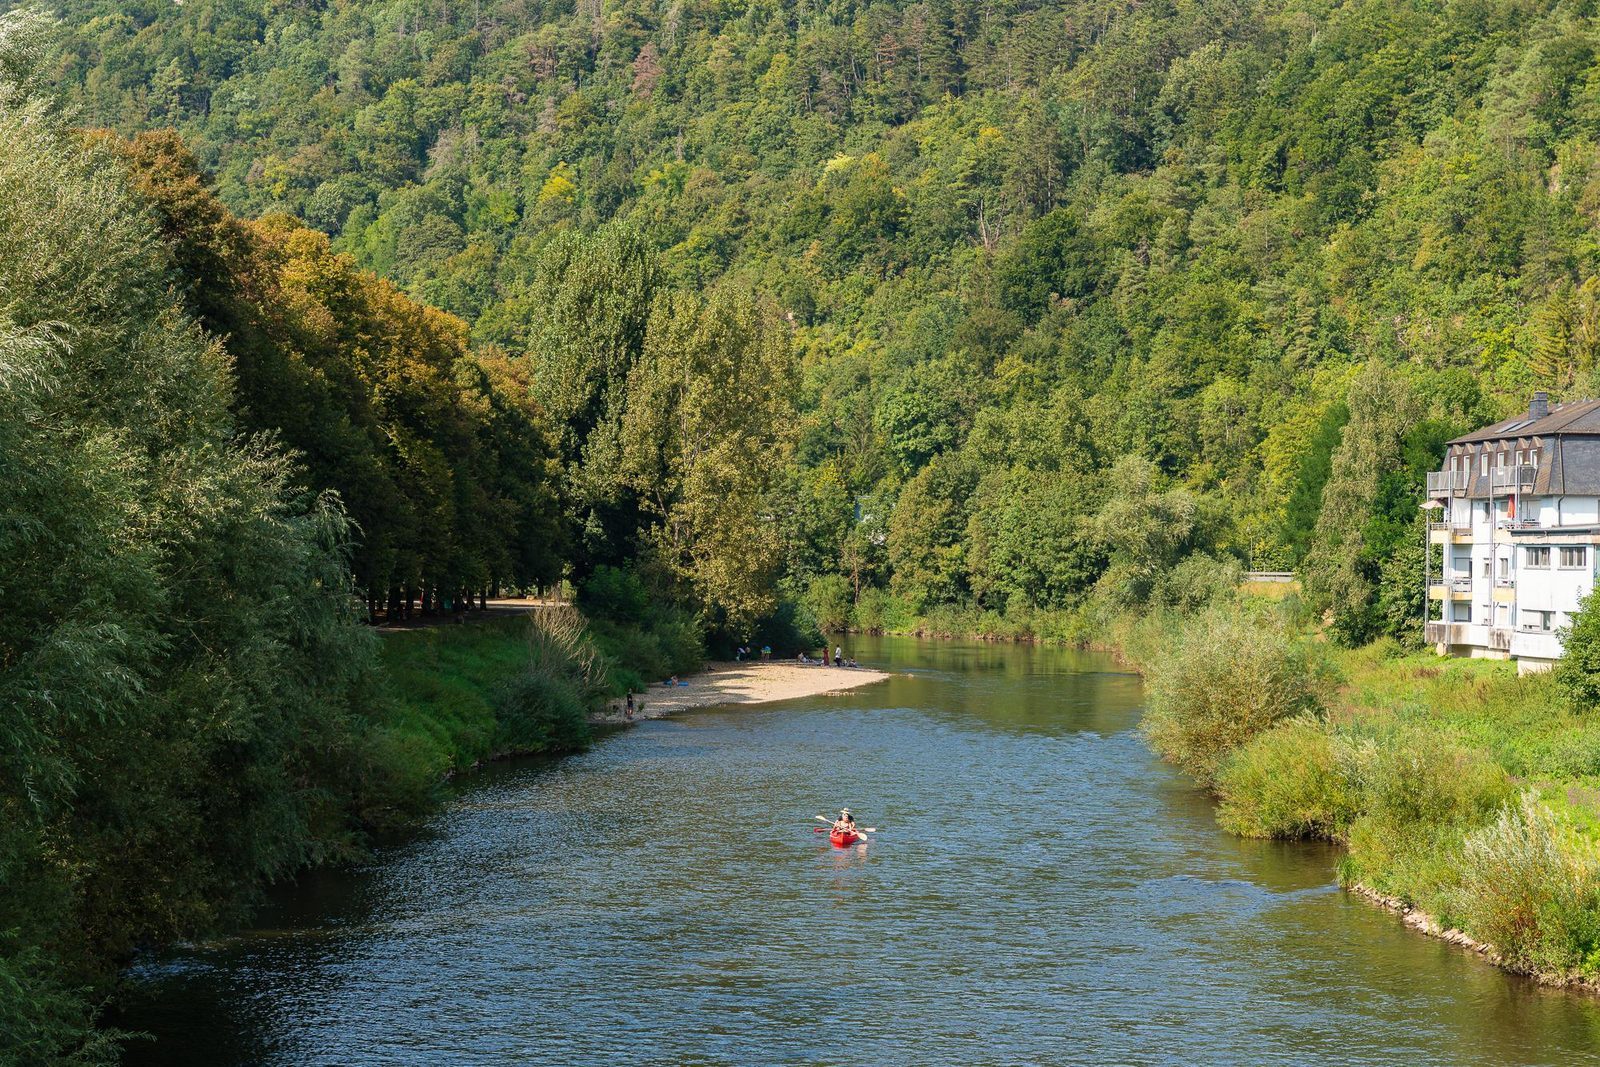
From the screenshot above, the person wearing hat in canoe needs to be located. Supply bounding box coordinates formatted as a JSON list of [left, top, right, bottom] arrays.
[[831, 808, 857, 834]]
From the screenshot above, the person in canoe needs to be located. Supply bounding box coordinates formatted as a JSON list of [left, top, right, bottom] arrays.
[[831, 808, 858, 834]]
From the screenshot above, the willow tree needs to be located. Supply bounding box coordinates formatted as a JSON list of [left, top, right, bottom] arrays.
[[0, 14, 377, 1058]]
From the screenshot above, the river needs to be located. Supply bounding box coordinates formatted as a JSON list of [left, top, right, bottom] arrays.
[[119, 636, 1600, 1065]]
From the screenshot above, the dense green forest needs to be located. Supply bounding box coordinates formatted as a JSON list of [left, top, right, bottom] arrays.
[[13, 0, 1600, 1055], [32, 0, 1600, 644]]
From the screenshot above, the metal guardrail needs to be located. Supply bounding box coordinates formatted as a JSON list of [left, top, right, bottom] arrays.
[[1242, 571, 1295, 583]]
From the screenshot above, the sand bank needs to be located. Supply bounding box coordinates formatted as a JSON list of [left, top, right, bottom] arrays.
[[593, 660, 889, 724]]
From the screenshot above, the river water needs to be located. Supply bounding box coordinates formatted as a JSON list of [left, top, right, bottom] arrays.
[[120, 637, 1600, 1065]]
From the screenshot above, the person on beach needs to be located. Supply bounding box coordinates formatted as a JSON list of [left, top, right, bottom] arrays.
[[834, 646, 843, 667], [625, 692, 635, 720]]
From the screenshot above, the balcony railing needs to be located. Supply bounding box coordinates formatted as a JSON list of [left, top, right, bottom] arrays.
[[1427, 470, 1468, 495], [1426, 621, 1468, 644], [1428, 576, 1473, 593], [1491, 464, 1538, 492]]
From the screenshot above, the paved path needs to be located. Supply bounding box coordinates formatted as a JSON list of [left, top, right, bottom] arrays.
[[373, 598, 554, 632]]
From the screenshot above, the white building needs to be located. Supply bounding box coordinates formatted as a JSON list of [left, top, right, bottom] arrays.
[[1423, 392, 1600, 671]]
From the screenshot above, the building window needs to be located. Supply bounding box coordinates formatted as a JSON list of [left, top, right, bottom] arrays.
[[1516, 449, 1526, 466], [1452, 602, 1472, 622], [1481, 453, 1490, 476], [1560, 546, 1587, 569], [1481, 558, 1491, 578], [1527, 546, 1552, 568], [1526, 610, 1555, 632]]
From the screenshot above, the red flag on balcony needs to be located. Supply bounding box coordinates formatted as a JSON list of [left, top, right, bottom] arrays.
[[1508, 495, 1516, 519]]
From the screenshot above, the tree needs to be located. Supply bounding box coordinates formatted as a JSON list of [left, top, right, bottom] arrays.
[[1556, 592, 1600, 710], [621, 285, 798, 630], [888, 452, 978, 610], [1094, 455, 1204, 609], [1303, 363, 1422, 644], [0, 25, 381, 1056]]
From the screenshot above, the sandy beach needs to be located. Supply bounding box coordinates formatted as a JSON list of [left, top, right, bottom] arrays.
[[593, 660, 890, 724]]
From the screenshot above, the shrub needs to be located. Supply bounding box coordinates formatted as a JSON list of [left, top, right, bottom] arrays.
[[493, 607, 600, 755], [496, 671, 590, 753], [852, 586, 914, 633], [1155, 553, 1243, 614], [577, 565, 649, 622], [1450, 797, 1600, 977], [1352, 730, 1513, 827], [806, 574, 854, 633], [1141, 607, 1324, 787], [1342, 812, 1466, 915], [651, 610, 706, 674], [1216, 719, 1358, 840]]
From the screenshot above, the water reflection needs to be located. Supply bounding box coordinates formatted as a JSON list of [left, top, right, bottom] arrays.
[[118, 637, 1600, 1066]]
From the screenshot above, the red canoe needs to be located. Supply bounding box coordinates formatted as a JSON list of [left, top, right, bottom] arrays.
[[830, 828, 861, 848]]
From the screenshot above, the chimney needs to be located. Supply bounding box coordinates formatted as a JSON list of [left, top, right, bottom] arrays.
[[1530, 391, 1550, 419]]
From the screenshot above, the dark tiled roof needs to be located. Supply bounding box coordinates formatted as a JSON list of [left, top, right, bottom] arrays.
[[1449, 398, 1600, 443]]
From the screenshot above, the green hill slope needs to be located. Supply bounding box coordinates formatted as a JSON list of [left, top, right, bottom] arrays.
[[46, 0, 1600, 636]]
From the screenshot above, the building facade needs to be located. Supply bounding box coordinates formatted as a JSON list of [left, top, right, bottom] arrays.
[[1423, 392, 1600, 671]]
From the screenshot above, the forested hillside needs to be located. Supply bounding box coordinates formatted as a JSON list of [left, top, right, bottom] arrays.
[[35, 0, 1600, 641]]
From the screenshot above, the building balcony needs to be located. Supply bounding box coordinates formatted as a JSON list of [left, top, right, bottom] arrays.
[[1427, 621, 1487, 646], [1491, 465, 1538, 493], [1511, 629, 1564, 661], [1427, 470, 1468, 496]]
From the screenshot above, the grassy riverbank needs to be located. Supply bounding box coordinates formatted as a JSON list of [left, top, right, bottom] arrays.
[[360, 614, 605, 827], [1119, 601, 1600, 989]]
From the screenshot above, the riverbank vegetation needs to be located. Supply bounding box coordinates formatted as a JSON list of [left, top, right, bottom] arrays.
[[363, 613, 603, 828], [1125, 594, 1600, 988], [0, 24, 605, 1061]]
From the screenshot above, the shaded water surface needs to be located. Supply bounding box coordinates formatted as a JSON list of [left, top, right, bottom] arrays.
[[121, 637, 1600, 1065]]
